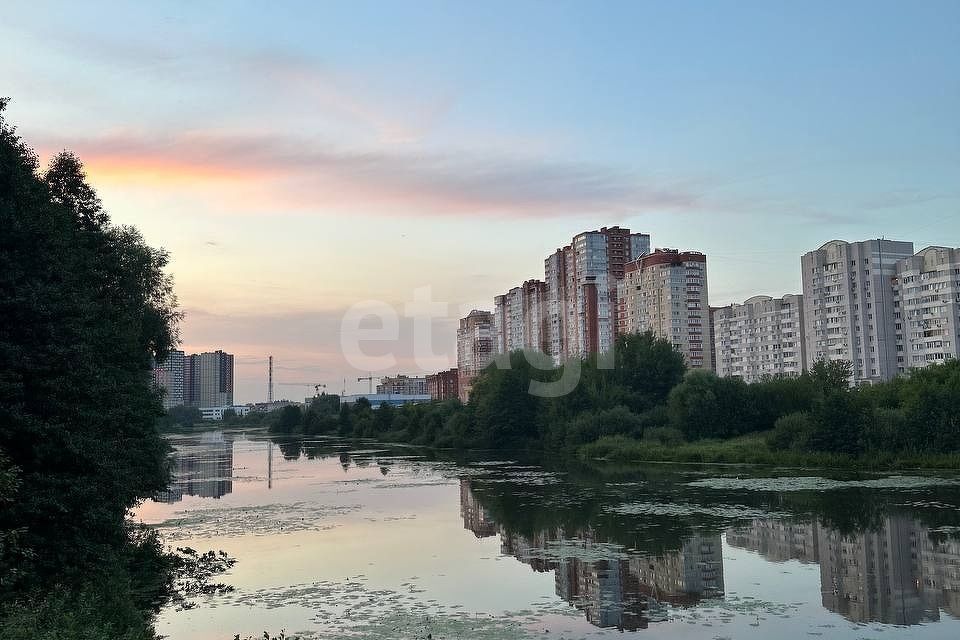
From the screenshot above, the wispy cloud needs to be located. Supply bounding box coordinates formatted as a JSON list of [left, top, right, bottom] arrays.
[[35, 130, 705, 217]]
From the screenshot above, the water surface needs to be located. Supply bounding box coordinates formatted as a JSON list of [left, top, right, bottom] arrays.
[[136, 430, 960, 639]]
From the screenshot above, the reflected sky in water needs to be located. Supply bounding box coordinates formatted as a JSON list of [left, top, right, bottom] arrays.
[[135, 430, 960, 639]]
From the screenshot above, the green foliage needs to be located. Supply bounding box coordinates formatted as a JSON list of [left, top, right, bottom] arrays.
[[0, 100, 177, 588], [158, 405, 202, 429], [0, 100, 184, 636], [767, 412, 813, 451]]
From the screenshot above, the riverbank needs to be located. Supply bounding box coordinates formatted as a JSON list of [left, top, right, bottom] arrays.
[[579, 434, 960, 471]]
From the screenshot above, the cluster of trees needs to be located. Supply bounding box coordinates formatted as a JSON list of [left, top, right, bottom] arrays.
[[767, 359, 960, 456], [0, 100, 179, 636], [273, 326, 960, 462], [271, 332, 688, 451]]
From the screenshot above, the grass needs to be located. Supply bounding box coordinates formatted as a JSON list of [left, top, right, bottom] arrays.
[[578, 433, 960, 471]]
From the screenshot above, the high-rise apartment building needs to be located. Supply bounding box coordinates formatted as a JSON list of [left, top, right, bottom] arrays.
[[184, 350, 234, 407], [153, 349, 185, 409], [801, 239, 914, 384], [893, 246, 960, 373], [544, 226, 650, 363], [457, 310, 494, 402], [494, 279, 547, 355], [616, 248, 711, 370], [713, 294, 806, 382], [154, 348, 235, 408]]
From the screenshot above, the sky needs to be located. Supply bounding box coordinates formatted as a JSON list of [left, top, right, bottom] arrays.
[[3, 0, 958, 402]]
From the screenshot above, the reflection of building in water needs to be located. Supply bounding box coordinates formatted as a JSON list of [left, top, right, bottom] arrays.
[[459, 480, 498, 538], [459, 480, 723, 631], [922, 534, 960, 619], [818, 515, 932, 625], [631, 535, 724, 605], [728, 516, 960, 625], [726, 519, 819, 564], [154, 432, 234, 502]]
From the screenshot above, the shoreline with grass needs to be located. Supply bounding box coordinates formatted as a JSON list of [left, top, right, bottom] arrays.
[[579, 433, 960, 471]]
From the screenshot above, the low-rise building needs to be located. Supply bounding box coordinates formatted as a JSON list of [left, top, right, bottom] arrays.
[[426, 368, 459, 401], [376, 374, 428, 395], [339, 393, 432, 409], [199, 405, 251, 420]]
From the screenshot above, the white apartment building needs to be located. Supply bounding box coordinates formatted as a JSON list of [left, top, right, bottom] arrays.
[[544, 226, 650, 363], [457, 309, 494, 402], [893, 246, 960, 373], [617, 249, 711, 370], [713, 294, 806, 382], [801, 239, 914, 384]]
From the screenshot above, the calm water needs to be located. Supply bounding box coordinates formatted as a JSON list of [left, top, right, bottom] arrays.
[[135, 430, 960, 639]]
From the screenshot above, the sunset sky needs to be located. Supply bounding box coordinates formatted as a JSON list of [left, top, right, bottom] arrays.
[[3, 1, 958, 402]]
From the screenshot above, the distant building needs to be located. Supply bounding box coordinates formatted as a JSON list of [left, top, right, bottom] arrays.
[[713, 294, 806, 382], [185, 350, 235, 407], [199, 404, 251, 420], [494, 279, 548, 355], [339, 393, 431, 409], [154, 348, 235, 408], [616, 248, 712, 370], [153, 349, 185, 409], [426, 368, 459, 401], [376, 374, 428, 395], [545, 226, 650, 363], [457, 309, 494, 402], [250, 399, 300, 413], [801, 239, 914, 384], [893, 246, 960, 373]]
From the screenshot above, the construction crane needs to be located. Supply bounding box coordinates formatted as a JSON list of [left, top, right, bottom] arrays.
[[276, 381, 327, 398], [357, 374, 376, 394]]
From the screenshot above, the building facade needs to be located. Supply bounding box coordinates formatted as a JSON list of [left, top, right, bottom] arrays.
[[426, 368, 459, 401], [616, 249, 711, 370], [801, 239, 914, 384], [494, 279, 548, 355], [544, 226, 650, 363], [713, 294, 806, 382], [153, 349, 185, 409], [376, 374, 428, 395], [457, 310, 494, 402], [893, 246, 960, 373]]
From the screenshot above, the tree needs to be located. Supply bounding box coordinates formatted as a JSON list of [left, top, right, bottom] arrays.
[[273, 405, 303, 433], [612, 332, 687, 412], [0, 100, 178, 586]]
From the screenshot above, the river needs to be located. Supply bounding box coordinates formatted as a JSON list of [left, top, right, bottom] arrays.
[[134, 429, 960, 639]]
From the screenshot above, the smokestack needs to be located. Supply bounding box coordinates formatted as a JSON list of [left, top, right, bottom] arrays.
[[268, 355, 273, 403]]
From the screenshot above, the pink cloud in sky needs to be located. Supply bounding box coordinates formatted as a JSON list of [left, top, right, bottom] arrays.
[[33, 130, 704, 218]]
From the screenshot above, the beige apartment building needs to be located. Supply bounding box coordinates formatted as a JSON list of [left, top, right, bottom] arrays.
[[616, 248, 711, 370], [456, 309, 494, 402], [493, 279, 547, 355]]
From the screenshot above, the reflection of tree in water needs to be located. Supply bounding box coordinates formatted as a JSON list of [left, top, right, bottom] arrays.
[[258, 434, 960, 629], [155, 432, 234, 502]]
